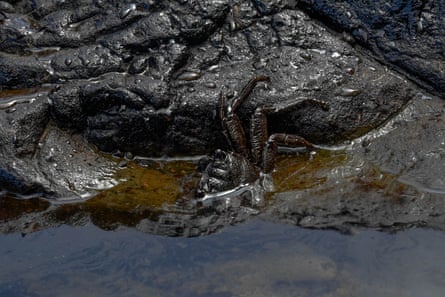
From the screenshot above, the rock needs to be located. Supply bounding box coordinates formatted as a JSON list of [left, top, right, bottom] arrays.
[[0, 89, 116, 196], [265, 95, 445, 232], [0, 1, 423, 204], [44, 7, 414, 157], [296, 0, 445, 97]]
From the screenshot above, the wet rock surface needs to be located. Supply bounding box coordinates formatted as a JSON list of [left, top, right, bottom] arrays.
[[265, 95, 445, 232], [1, 0, 414, 195], [1, 92, 445, 235], [0, 1, 444, 234], [297, 0, 445, 96]]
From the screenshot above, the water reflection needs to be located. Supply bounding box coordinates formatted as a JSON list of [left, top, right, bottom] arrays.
[[0, 150, 348, 236], [0, 221, 444, 297]]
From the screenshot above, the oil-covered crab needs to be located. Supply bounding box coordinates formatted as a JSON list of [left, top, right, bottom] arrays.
[[196, 75, 329, 198]]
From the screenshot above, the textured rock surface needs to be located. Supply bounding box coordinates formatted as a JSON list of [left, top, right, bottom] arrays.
[[0, 1, 415, 196], [297, 0, 445, 96], [265, 95, 445, 232]]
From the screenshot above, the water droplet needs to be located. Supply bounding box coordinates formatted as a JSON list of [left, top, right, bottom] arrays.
[[417, 19, 424, 32], [340, 88, 361, 97], [177, 71, 201, 81], [253, 61, 265, 69], [331, 52, 341, 58], [205, 82, 217, 89], [300, 52, 312, 61], [124, 152, 133, 160], [65, 58, 72, 66], [208, 65, 219, 73], [120, 3, 137, 19], [228, 15, 237, 32], [345, 67, 355, 75]]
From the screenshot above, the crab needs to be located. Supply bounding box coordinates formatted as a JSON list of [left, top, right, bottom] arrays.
[[196, 75, 329, 198]]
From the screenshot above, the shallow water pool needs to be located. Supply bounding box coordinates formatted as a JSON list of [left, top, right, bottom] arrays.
[[1, 220, 444, 297]]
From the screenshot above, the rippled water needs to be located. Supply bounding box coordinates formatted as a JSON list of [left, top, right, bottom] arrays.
[[1, 221, 444, 297]]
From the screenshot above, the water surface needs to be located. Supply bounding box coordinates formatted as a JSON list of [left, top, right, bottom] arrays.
[[1, 220, 444, 297]]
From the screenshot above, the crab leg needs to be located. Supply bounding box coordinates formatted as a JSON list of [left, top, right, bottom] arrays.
[[262, 133, 314, 173], [220, 75, 270, 156], [250, 97, 328, 170], [250, 106, 268, 165], [230, 75, 270, 111], [220, 92, 249, 155]]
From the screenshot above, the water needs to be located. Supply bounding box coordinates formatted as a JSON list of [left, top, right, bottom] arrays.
[[0, 220, 444, 297]]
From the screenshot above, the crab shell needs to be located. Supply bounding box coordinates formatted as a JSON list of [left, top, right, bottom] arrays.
[[196, 149, 259, 197]]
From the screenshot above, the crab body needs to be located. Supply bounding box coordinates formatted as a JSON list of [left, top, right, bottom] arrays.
[[196, 75, 329, 197]]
